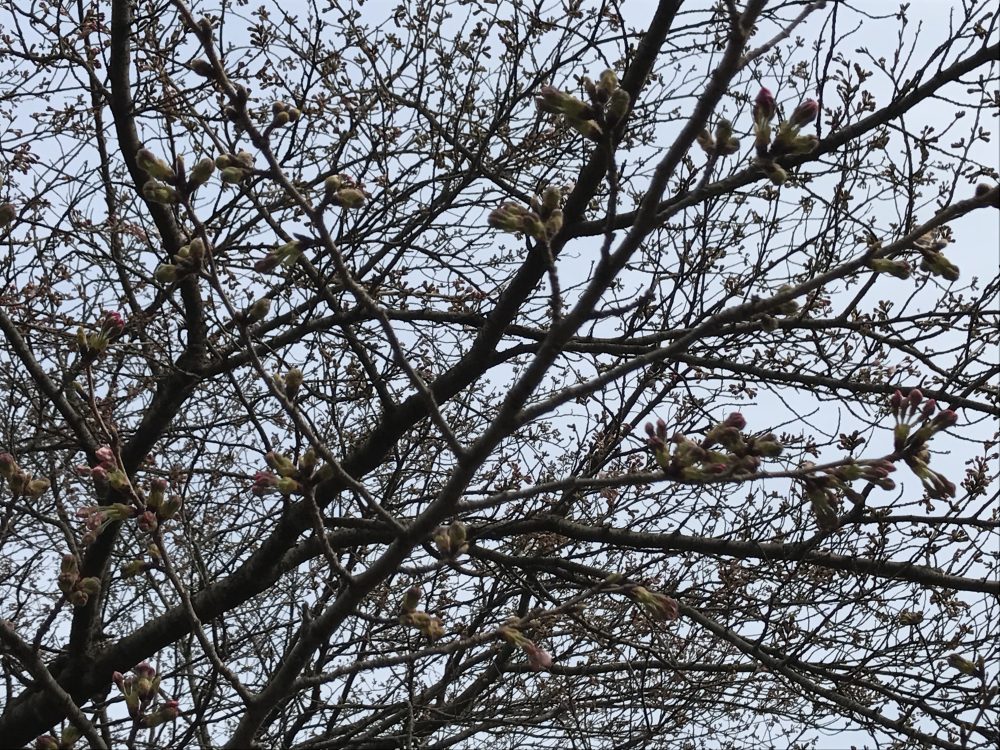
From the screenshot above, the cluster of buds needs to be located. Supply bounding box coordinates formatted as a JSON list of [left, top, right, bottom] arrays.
[[432, 520, 469, 559], [75, 503, 134, 545], [138, 147, 214, 202], [144, 477, 183, 522], [644, 413, 783, 481], [57, 554, 101, 607], [898, 610, 924, 626], [254, 239, 303, 274], [33, 726, 81, 750], [0, 452, 51, 498], [800, 452, 901, 531], [270, 100, 302, 128], [536, 68, 630, 141], [399, 586, 446, 640], [912, 230, 960, 282], [0, 201, 16, 227], [624, 584, 679, 623], [890, 389, 958, 499], [75, 311, 125, 362], [215, 150, 255, 185], [154, 237, 207, 284], [251, 447, 325, 496], [499, 622, 553, 671], [751, 88, 820, 185], [322, 174, 366, 209], [273, 366, 304, 399], [75, 447, 181, 542], [113, 663, 180, 727], [488, 185, 563, 243], [696, 117, 741, 158]]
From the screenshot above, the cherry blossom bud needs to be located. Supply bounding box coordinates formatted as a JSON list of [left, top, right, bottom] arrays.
[[788, 98, 819, 128], [401, 586, 421, 613], [220, 166, 247, 184], [0, 452, 17, 478], [142, 699, 180, 727], [189, 59, 215, 78], [154, 264, 180, 283], [136, 149, 176, 181], [188, 157, 215, 189], [137, 510, 158, 533], [284, 367, 304, 398], [523, 641, 553, 671], [34, 735, 59, 750], [722, 412, 746, 430], [605, 88, 631, 125], [753, 87, 776, 123], [159, 494, 183, 520]]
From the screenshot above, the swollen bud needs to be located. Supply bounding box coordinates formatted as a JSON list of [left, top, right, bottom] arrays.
[[0, 202, 15, 226], [136, 149, 176, 181], [189, 59, 216, 78]]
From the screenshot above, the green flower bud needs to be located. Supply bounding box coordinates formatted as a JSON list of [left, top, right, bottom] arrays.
[[142, 180, 180, 204], [401, 585, 421, 613], [605, 88, 631, 125], [284, 367, 304, 398], [215, 154, 233, 169], [568, 117, 603, 141], [220, 166, 247, 184], [544, 209, 563, 240], [188, 157, 215, 188], [154, 264, 180, 283], [137, 149, 176, 181]]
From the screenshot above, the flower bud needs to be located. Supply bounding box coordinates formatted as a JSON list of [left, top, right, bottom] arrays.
[[77, 576, 101, 595], [154, 263, 180, 283], [276, 476, 301, 495], [34, 736, 59, 750], [189, 59, 216, 78], [159, 494, 183, 520], [605, 88, 631, 126], [137, 510, 158, 533], [788, 98, 819, 128], [544, 209, 563, 240], [136, 149, 176, 181], [284, 367, 304, 398], [0, 202, 16, 226], [401, 585, 421, 613], [142, 180, 180, 204], [142, 699, 180, 727], [0, 452, 18, 478], [220, 166, 247, 184], [696, 128, 715, 154], [25, 477, 50, 498], [753, 87, 776, 122], [188, 157, 215, 189]]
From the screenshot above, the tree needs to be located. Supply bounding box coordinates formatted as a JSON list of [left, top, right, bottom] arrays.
[[0, 0, 997, 747]]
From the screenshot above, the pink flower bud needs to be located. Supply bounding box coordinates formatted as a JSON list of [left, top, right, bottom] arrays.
[[95, 445, 115, 467], [753, 87, 776, 123], [722, 412, 746, 430], [789, 98, 819, 128]]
